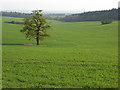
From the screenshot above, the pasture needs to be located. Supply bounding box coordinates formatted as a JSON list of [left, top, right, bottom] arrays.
[[2, 16, 118, 88]]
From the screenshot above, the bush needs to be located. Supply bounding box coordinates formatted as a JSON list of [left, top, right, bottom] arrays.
[[11, 21, 15, 24], [5, 21, 24, 24], [101, 19, 112, 25]]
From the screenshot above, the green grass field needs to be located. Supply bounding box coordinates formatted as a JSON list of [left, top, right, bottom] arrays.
[[2, 16, 118, 88]]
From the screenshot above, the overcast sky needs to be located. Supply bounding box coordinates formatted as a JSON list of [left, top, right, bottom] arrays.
[[1, 0, 119, 12]]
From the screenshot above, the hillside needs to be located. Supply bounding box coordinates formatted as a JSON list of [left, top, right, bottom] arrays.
[[58, 8, 118, 22], [2, 16, 118, 88], [1, 8, 119, 22]]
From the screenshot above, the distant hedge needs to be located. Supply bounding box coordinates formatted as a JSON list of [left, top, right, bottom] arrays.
[[5, 21, 24, 24]]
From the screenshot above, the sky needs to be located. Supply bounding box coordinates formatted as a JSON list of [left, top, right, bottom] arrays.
[[1, 0, 119, 13]]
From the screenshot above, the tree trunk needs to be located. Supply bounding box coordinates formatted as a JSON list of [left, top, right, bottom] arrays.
[[36, 36, 39, 45], [36, 31, 39, 45]]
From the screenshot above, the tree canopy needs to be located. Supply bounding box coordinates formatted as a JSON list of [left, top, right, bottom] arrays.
[[20, 10, 51, 45]]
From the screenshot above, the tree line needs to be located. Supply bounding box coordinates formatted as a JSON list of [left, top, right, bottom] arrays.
[[1, 11, 65, 20], [2, 8, 119, 22], [58, 8, 118, 22], [2, 11, 31, 18]]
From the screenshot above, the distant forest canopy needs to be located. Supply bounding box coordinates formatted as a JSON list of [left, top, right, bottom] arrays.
[[1, 8, 119, 22], [1, 11, 31, 18], [1, 11, 66, 19], [59, 8, 118, 22]]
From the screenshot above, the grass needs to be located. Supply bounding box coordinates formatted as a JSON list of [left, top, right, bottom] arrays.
[[2, 16, 118, 88]]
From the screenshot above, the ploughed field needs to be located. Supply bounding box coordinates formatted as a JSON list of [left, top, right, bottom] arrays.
[[2, 17, 118, 88]]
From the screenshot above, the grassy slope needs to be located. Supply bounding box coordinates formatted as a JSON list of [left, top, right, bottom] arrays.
[[2, 16, 118, 88]]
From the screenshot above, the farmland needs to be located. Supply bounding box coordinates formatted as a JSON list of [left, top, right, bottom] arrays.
[[2, 16, 118, 88]]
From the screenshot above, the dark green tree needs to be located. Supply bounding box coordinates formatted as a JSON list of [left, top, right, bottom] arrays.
[[101, 19, 112, 25], [20, 10, 51, 45]]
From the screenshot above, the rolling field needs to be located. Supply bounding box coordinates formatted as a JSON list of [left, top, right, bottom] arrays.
[[2, 16, 118, 88]]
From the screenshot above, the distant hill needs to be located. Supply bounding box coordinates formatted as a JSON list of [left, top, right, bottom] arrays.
[[1, 11, 65, 20], [58, 8, 118, 22], [1, 8, 119, 22], [1, 11, 31, 18]]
